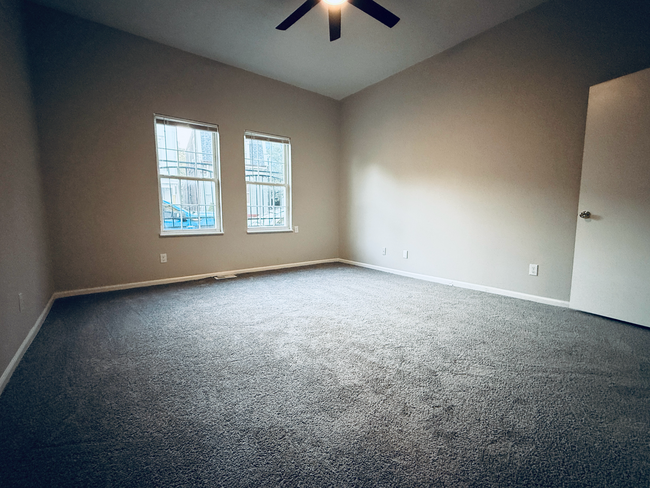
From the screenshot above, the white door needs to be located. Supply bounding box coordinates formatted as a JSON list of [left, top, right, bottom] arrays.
[[570, 67, 650, 328]]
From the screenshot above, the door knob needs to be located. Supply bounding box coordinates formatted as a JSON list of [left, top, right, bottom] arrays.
[[579, 211, 591, 219]]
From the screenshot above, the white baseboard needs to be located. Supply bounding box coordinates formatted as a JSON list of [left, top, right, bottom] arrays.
[[340, 259, 570, 308], [0, 294, 56, 397], [53, 258, 341, 299]]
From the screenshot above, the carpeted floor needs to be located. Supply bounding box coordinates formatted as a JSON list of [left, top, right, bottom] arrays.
[[1, 263, 649, 487]]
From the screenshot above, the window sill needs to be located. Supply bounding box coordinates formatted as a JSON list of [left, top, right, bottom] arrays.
[[247, 228, 293, 234], [160, 231, 224, 237]]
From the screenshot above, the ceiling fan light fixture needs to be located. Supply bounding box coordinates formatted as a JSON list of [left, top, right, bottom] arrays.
[[277, 0, 399, 41]]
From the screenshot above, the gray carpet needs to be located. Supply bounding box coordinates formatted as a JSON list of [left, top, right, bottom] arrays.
[[1, 263, 649, 487]]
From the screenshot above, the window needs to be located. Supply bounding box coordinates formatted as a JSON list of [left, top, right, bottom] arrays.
[[244, 131, 292, 232], [154, 115, 222, 235]]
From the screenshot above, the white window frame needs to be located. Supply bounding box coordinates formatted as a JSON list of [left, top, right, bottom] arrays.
[[154, 114, 223, 236], [244, 130, 293, 233]]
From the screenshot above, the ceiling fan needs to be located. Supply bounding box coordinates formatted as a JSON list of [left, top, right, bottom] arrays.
[[277, 0, 400, 42]]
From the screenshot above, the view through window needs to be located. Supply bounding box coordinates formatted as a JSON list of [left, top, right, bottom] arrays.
[[244, 131, 292, 231], [154, 116, 222, 234]]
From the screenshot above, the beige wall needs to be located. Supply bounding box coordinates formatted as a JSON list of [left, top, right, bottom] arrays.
[[340, 0, 650, 301], [0, 0, 53, 377], [25, 4, 340, 292]]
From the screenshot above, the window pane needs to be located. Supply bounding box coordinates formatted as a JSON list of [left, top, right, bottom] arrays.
[[244, 138, 286, 184], [198, 180, 215, 205], [158, 124, 178, 176], [161, 177, 217, 231], [179, 179, 197, 206], [197, 131, 214, 178], [157, 122, 217, 178], [247, 183, 286, 228], [162, 203, 181, 230]]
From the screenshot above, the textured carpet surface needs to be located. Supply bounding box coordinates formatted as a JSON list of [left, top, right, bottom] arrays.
[[1, 264, 649, 487]]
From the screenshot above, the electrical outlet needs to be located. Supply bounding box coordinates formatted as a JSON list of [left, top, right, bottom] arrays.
[[294, 225, 299, 233], [382, 247, 386, 255], [403, 250, 408, 259], [160, 253, 167, 263], [18, 293, 25, 312], [529, 264, 538, 276]]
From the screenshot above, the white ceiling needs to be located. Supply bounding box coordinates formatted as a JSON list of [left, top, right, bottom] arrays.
[[30, 0, 547, 100]]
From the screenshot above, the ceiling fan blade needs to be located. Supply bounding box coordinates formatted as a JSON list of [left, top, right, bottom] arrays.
[[348, 0, 399, 28], [329, 6, 341, 41], [277, 0, 321, 31]]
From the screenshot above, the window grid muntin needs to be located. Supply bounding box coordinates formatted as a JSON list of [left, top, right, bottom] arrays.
[[244, 131, 291, 231], [155, 115, 222, 234]]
